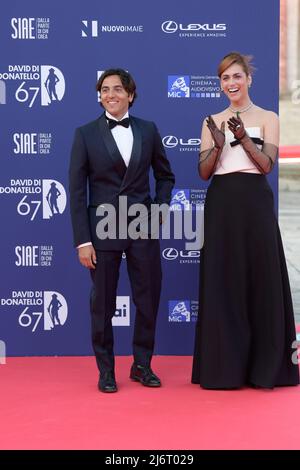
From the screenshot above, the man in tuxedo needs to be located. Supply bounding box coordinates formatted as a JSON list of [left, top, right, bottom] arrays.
[[69, 69, 175, 393]]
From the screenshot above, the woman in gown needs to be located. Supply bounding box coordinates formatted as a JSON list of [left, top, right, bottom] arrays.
[[192, 52, 299, 389]]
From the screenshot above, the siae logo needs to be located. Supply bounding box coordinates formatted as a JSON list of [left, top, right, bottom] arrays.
[[11, 17, 50, 40], [13, 132, 52, 155], [13, 133, 38, 154], [15, 245, 54, 267]]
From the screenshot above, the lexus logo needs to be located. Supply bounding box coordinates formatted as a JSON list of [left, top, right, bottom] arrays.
[[161, 20, 178, 33], [162, 21, 227, 33], [162, 135, 178, 148], [162, 136, 201, 148], [162, 248, 201, 260], [162, 248, 178, 260]]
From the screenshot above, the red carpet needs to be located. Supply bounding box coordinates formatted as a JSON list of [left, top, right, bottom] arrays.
[[0, 356, 299, 450], [279, 145, 300, 163]]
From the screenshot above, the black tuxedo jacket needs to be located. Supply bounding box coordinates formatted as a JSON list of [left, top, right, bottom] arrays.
[[69, 113, 175, 250]]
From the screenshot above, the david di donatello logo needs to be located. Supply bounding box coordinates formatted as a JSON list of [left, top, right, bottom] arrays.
[[1, 290, 68, 332], [0, 65, 65, 107], [0, 179, 67, 221], [168, 75, 221, 98]]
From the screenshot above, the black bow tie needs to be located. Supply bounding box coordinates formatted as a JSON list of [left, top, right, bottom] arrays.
[[106, 116, 130, 130]]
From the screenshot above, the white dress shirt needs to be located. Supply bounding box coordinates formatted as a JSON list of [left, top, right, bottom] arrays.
[[77, 111, 133, 249], [106, 111, 133, 167]]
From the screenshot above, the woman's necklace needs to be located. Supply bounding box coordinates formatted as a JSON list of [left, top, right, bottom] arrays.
[[229, 101, 253, 116]]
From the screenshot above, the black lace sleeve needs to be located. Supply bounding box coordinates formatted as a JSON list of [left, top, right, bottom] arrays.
[[198, 146, 223, 180], [239, 134, 278, 174]]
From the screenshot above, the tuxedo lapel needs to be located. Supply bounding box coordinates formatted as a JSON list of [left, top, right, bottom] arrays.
[[98, 114, 127, 179], [119, 116, 142, 193]]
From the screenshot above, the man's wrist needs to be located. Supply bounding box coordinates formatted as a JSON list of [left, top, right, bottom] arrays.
[[77, 242, 92, 249]]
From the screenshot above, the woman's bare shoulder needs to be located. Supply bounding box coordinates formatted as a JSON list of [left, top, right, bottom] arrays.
[[254, 105, 278, 122]]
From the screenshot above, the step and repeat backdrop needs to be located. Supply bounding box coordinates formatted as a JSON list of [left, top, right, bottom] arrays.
[[0, 0, 279, 356]]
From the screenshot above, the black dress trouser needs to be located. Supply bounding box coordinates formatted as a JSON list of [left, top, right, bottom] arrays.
[[90, 238, 162, 374]]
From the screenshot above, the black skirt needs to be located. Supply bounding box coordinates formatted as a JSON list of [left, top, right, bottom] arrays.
[[192, 173, 299, 389]]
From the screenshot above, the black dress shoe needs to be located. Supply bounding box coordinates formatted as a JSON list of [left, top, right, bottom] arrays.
[[130, 363, 161, 387], [98, 371, 118, 393]]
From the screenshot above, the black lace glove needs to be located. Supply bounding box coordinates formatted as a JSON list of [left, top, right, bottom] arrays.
[[227, 115, 277, 174], [227, 115, 246, 140], [206, 115, 225, 148], [198, 117, 225, 180]]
